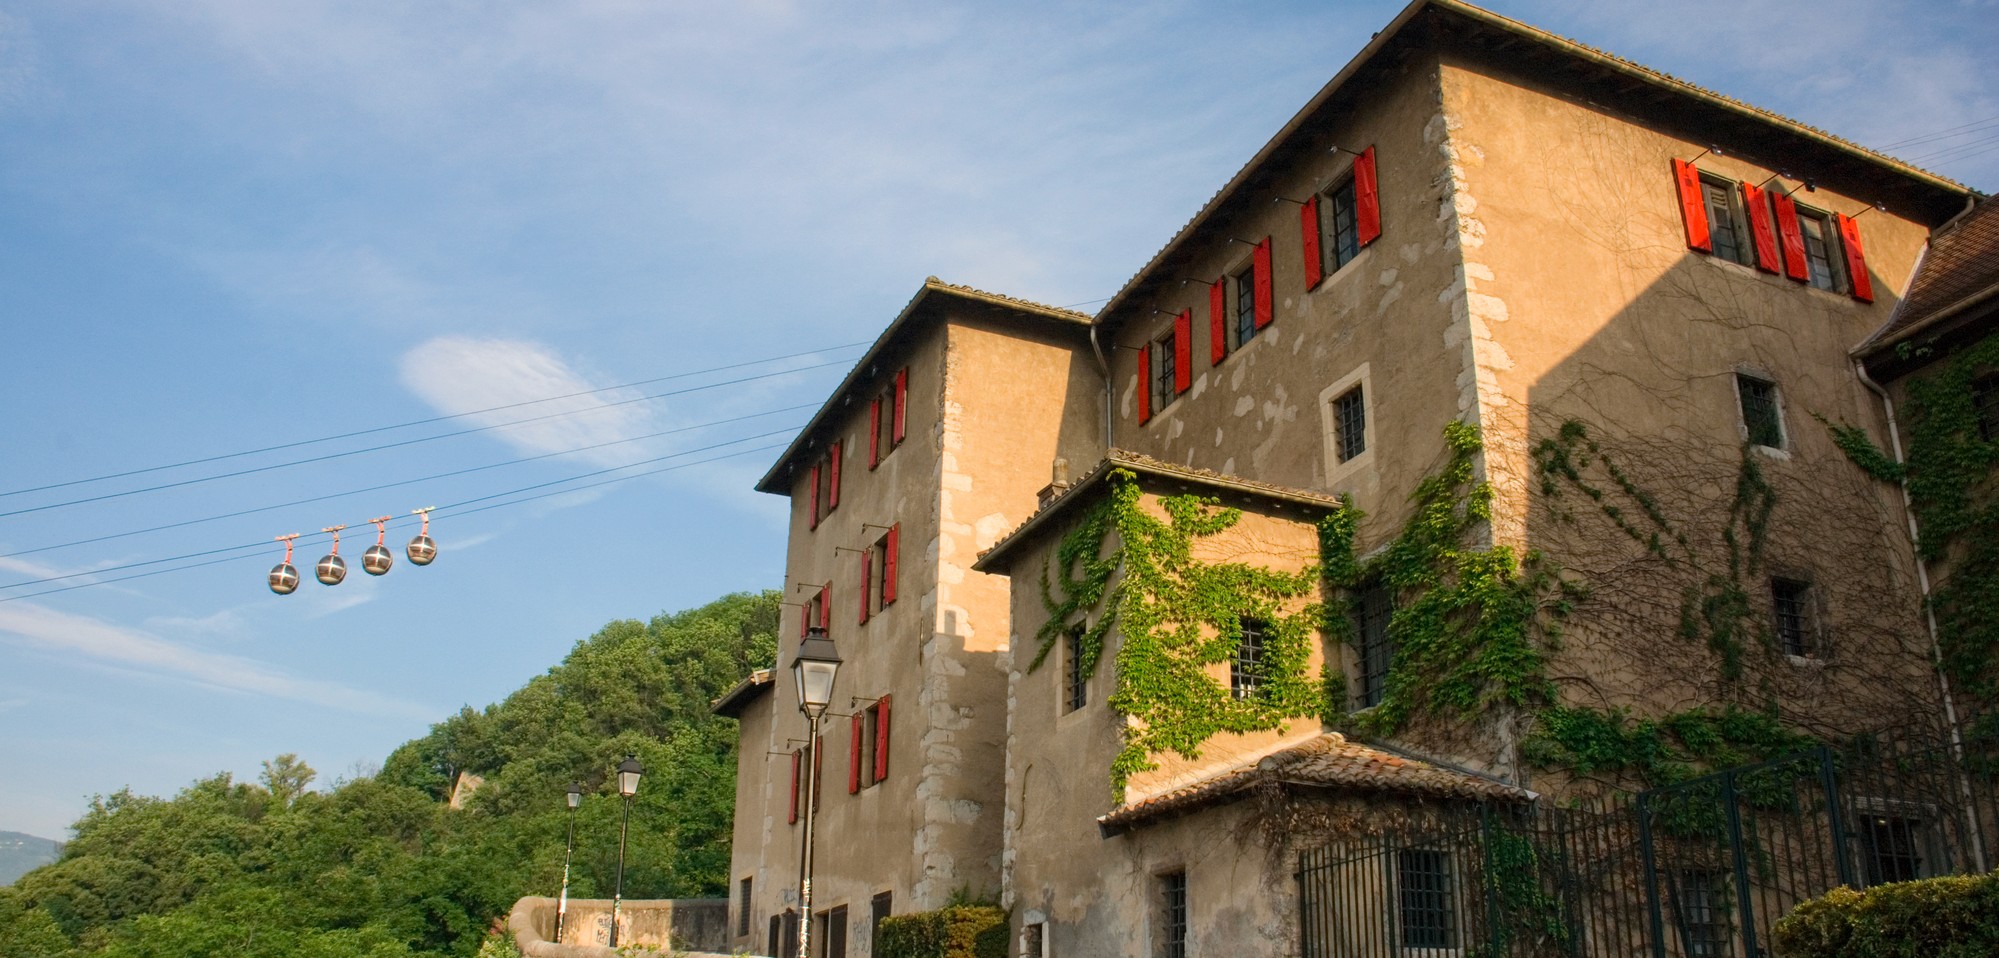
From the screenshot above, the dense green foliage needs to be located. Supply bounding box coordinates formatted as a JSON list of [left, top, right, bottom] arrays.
[[873, 905, 1008, 958], [1831, 334, 1999, 699], [1772, 872, 1999, 958], [1034, 470, 1326, 802], [1522, 703, 1817, 788], [0, 591, 779, 958]]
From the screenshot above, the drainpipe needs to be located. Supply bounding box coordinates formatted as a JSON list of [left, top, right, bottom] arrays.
[[1854, 358, 1986, 872], [1089, 323, 1113, 450]]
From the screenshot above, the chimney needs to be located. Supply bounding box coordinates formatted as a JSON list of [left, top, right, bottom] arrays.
[[1037, 457, 1073, 507]]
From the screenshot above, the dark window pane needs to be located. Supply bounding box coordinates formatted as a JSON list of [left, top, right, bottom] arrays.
[[1354, 584, 1393, 708], [1397, 849, 1455, 949], [1065, 627, 1087, 713], [1861, 815, 1930, 885], [1800, 212, 1838, 290], [1324, 177, 1361, 271], [1152, 337, 1176, 412], [1234, 267, 1257, 349], [1737, 375, 1783, 448], [1335, 387, 1366, 462], [1772, 578, 1813, 656], [1159, 872, 1187, 958], [1674, 870, 1730, 957], [1703, 178, 1744, 265], [1974, 375, 1999, 442], [1232, 619, 1265, 700]]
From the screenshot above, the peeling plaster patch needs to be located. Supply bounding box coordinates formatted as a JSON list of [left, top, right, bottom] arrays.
[[1169, 418, 1185, 440], [1378, 267, 1399, 286], [1229, 360, 1247, 391], [1376, 282, 1404, 316], [974, 512, 1011, 550], [1223, 457, 1235, 474], [1190, 372, 1208, 400], [1120, 375, 1135, 419], [1233, 395, 1254, 417], [1214, 427, 1224, 447], [1401, 244, 1421, 264]]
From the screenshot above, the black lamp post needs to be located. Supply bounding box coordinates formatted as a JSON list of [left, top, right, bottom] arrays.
[[791, 626, 842, 958], [555, 782, 583, 943], [610, 756, 642, 948]]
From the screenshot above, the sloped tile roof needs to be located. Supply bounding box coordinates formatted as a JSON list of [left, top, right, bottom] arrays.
[[1858, 197, 1999, 357], [1098, 733, 1532, 833], [711, 668, 773, 718]]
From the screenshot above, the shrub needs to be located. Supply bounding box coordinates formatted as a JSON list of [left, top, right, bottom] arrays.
[[873, 905, 1007, 958], [1772, 872, 1999, 957]]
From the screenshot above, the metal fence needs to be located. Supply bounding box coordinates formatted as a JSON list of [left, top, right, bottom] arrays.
[[1296, 725, 1999, 957]]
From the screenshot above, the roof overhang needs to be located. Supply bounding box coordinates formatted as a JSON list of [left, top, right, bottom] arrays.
[[754, 278, 1090, 495], [711, 669, 774, 718]]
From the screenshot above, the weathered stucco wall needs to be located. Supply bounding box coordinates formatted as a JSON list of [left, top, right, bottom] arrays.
[[509, 896, 729, 956]]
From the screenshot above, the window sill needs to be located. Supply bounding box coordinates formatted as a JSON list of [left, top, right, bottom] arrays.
[[1786, 654, 1826, 668], [1749, 443, 1790, 461]]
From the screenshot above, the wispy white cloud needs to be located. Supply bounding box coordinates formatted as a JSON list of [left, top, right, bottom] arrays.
[[0, 602, 430, 720], [398, 336, 663, 467]]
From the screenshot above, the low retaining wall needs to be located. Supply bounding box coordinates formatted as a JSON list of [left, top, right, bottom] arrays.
[[507, 896, 735, 957]]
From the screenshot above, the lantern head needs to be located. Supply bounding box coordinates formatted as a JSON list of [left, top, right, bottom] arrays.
[[790, 626, 842, 718], [615, 756, 643, 798], [566, 782, 584, 809]]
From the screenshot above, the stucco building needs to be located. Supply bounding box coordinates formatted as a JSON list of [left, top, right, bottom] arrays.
[[718, 2, 1986, 956]]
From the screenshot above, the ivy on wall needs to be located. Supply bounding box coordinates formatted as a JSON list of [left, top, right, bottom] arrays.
[[1522, 702, 1817, 788], [1034, 470, 1324, 802], [1829, 333, 1999, 698], [1322, 421, 1567, 736]]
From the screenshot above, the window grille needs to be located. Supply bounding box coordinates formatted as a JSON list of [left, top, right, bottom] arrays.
[[1860, 814, 1932, 885], [1702, 177, 1746, 265], [1396, 848, 1456, 949], [1673, 870, 1730, 957], [1151, 336, 1177, 414], [1772, 578, 1814, 657], [1354, 584, 1393, 708], [1737, 374, 1784, 448], [1231, 619, 1265, 700], [1233, 266, 1258, 349], [737, 877, 752, 937], [1334, 386, 1366, 463], [1064, 627, 1087, 713], [1158, 871, 1188, 958]]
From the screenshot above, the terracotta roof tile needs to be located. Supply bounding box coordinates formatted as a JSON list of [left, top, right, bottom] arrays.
[[1860, 197, 1999, 355], [1098, 733, 1532, 833]]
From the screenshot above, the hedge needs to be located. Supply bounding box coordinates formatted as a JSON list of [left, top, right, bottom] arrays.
[[873, 905, 1008, 958], [1772, 872, 1999, 957]]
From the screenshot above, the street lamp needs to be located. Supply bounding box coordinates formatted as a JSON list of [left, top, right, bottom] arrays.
[[555, 782, 583, 944], [791, 626, 842, 958], [610, 757, 642, 948]]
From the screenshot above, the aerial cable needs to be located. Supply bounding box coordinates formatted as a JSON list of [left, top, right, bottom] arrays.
[[0, 442, 790, 605], [0, 340, 867, 500], [0, 405, 812, 561], [0, 427, 800, 586], [0, 362, 847, 518]]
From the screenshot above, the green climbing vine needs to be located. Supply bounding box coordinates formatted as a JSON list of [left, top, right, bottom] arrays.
[[1533, 420, 1776, 680], [1521, 702, 1818, 789], [1034, 469, 1325, 802], [1322, 420, 1568, 737], [1827, 332, 1999, 698]]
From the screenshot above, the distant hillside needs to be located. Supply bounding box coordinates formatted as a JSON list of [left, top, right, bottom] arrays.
[[0, 831, 61, 887]]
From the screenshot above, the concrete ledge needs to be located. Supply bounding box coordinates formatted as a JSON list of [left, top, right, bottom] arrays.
[[508, 896, 740, 957]]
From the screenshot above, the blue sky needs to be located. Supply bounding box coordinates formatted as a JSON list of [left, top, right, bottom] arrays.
[[1, 0, 1993, 841]]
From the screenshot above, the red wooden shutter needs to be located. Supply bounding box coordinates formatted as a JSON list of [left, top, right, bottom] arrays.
[[859, 548, 872, 625], [892, 368, 908, 444], [869, 398, 882, 469], [1672, 158, 1711, 253], [1773, 192, 1808, 282], [818, 585, 830, 631], [800, 602, 809, 638], [1837, 213, 1874, 303], [1740, 182, 1780, 274], [883, 525, 899, 605], [874, 694, 891, 782], [1252, 238, 1273, 330], [848, 713, 863, 794], [1137, 344, 1152, 423], [1208, 279, 1226, 366], [1173, 310, 1191, 393], [1301, 195, 1324, 289], [807, 465, 820, 530], [1354, 146, 1381, 247], [787, 750, 800, 824], [828, 442, 842, 510]]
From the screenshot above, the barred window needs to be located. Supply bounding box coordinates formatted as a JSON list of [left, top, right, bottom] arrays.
[[1396, 849, 1456, 949], [737, 877, 753, 937], [1673, 870, 1729, 958], [1064, 626, 1088, 713], [1772, 578, 1815, 657], [1151, 335, 1177, 414], [1860, 813, 1935, 885], [1158, 871, 1187, 958], [1232, 619, 1266, 700], [1333, 386, 1367, 463], [1737, 374, 1784, 449], [1354, 583, 1393, 709], [1232, 264, 1258, 350], [1321, 176, 1361, 273]]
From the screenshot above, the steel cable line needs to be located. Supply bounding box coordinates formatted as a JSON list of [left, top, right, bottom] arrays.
[[0, 340, 867, 500], [1880, 115, 1999, 151], [0, 413, 807, 562], [0, 361, 852, 519], [0, 406, 814, 586], [0, 442, 791, 605]]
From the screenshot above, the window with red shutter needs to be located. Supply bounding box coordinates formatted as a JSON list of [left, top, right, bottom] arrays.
[[874, 695, 891, 783], [1773, 192, 1809, 282], [1173, 310, 1192, 393], [882, 525, 899, 605], [1672, 157, 1712, 253], [1208, 279, 1226, 366], [869, 397, 882, 469], [1300, 195, 1324, 289], [1740, 182, 1780, 273], [827, 442, 841, 511], [1836, 213, 1873, 303], [848, 713, 863, 794], [892, 368, 908, 444], [1252, 237, 1273, 330], [817, 585, 830, 631], [807, 465, 820, 530], [859, 548, 873, 625], [1137, 344, 1152, 424]]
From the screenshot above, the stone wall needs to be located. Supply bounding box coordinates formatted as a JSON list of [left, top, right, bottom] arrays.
[[507, 896, 731, 957]]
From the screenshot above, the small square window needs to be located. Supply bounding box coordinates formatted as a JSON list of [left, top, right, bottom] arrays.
[[1064, 626, 1088, 714], [1320, 176, 1362, 274], [1701, 176, 1748, 266], [1973, 374, 1999, 442], [1396, 849, 1456, 949], [1859, 811, 1940, 886], [1231, 618, 1265, 700], [1232, 263, 1259, 351], [1157, 871, 1188, 958], [1737, 374, 1784, 449], [1150, 334, 1178, 414], [1772, 578, 1816, 657], [1353, 583, 1393, 709], [1333, 386, 1367, 463]]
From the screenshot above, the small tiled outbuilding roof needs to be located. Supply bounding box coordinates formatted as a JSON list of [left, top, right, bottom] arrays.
[[1097, 733, 1533, 835], [711, 668, 773, 718], [1857, 197, 1999, 363], [972, 449, 1343, 574]]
